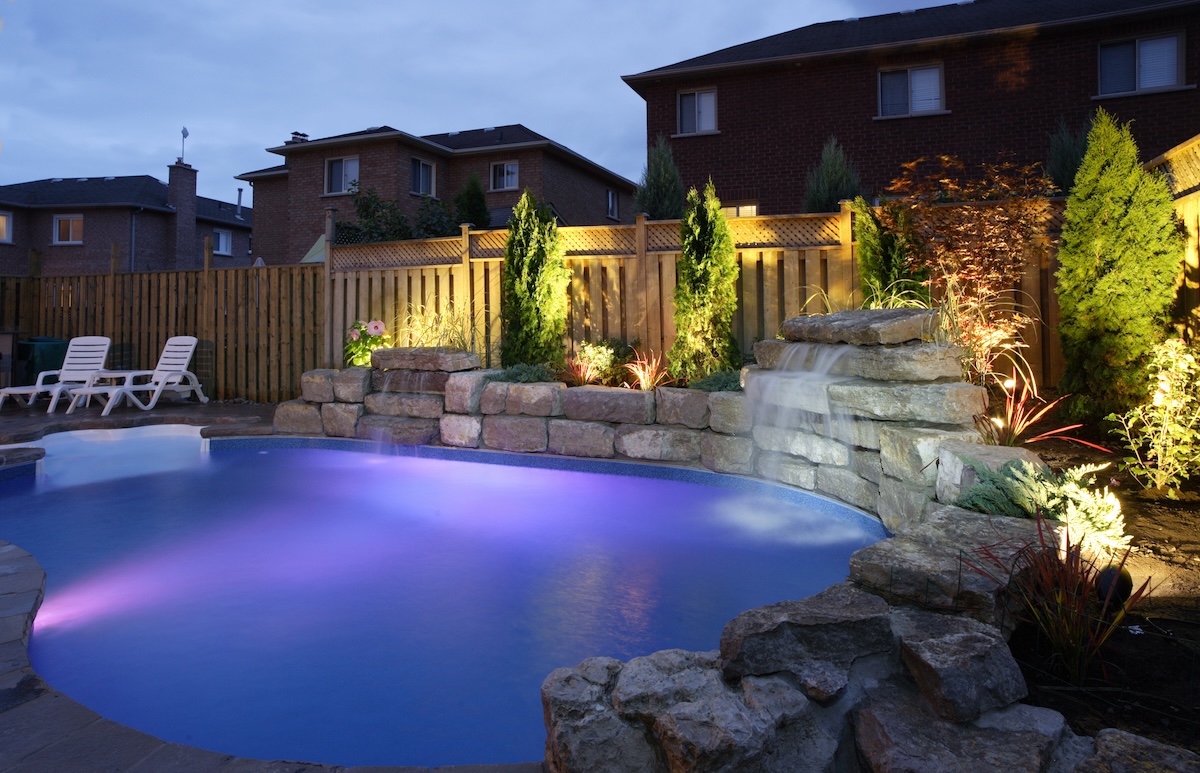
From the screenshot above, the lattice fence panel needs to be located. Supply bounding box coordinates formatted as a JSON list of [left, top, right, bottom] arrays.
[[470, 230, 509, 260], [332, 238, 460, 270], [646, 221, 682, 252], [729, 215, 840, 248], [559, 224, 637, 256]]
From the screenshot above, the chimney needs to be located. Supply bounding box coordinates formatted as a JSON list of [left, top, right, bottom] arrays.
[[168, 160, 198, 268], [236, 187, 243, 218]]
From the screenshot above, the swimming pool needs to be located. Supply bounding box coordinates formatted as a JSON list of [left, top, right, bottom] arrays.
[[0, 427, 885, 767]]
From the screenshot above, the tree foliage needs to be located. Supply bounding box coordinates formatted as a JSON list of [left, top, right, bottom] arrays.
[[851, 196, 927, 308], [413, 195, 458, 239], [1057, 109, 1185, 419], [335, 185, 411, 244], [667, 180, 740, 381], [803, 136, 862, 213], [634, 135, 685, 220], [454, 173, 491, 229], [500, 190, 571, 367], [1046, 117, 1091, 196]]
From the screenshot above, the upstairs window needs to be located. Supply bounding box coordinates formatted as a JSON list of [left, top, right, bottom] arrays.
[[411, 158, 435, 196], [678, 89, 717, 134], [326, 157, 359, 194], [213, 228, 232, 256], [490, 161, 519, 191], [0, 211, 11, 243], [1099, 34, 1183, 95], [606, 190, 619, 220], [721, 203, 758, 218], [53, 214, 83, 244], [879, 65, 943, 117]]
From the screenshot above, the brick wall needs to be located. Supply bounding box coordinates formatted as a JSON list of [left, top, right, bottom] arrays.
[[639, 12, 1200, 214]]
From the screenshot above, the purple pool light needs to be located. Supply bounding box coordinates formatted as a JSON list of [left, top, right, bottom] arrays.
[[0, 430, 884, 767]]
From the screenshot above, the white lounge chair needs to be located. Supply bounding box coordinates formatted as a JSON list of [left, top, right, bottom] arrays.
[[66, 336, 209, 416], [0, 336, 111, 413]]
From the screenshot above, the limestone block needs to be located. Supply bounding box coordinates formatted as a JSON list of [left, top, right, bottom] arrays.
[[363, 392, 444, 419], [854, 678, 1063, 773], [852, 449, 883, 484], [440, 413, 482, 448], [780, 308, 939, 345], [891, 607, 1027, 722], [877, 476, 936, 534], [479, 381, 509, 414], [273, 400, 323, 435], [355, 415, 440, 445], [753, 425, 851, 466], [745, 368, 847, 416], [563, 385, 656, 424], [506, 382, 566, 416], [321, 401, 362, 438], [937, 441, 1048, 505], [720, 582, 893, 704], [754, 339, 962, 381], [655, 386, 710, 429], [371, 368, 449, 395], [880, 424, 981, 487], [701, 432, 755, 475], [444, 369, 501, 414], [372, 346, 481, 372], [828, 381, 986, 425], [548, 420, 615, 458], [481, 415, 548, 452], [331, 367, 372, 402], [817, 414, 882, 450], [817, 465, 879, 513], [756, 452, 818, 490], [300, 369, 336, 403], [614, 425, 701, 462], [611, 649, 725, 720], [708, 391, 752, 435]]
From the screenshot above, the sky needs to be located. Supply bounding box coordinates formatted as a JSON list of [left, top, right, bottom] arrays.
[[0, 0, 950, 207]]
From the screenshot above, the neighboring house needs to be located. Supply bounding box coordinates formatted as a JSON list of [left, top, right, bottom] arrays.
[[623, 0, 1200, 214], [237, 124, 636, 264], [0, 160, 252, 276]]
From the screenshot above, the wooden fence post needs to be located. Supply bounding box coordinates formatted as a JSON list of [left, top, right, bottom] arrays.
[[634, 214, 649, 349], [324, 207, 336, 368], [460, 223, 474, 352]]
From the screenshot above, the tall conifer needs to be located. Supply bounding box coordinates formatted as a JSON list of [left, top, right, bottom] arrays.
[[500, 191, 570, 367]]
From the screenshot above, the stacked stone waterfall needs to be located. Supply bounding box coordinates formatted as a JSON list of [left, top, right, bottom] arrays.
[[747, 308, 984, 533]]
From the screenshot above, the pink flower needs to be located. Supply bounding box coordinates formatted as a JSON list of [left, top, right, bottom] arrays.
[[367, 320, 386, 337], [348, 329, 361, 341]]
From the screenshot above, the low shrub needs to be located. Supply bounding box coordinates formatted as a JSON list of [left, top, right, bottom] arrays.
[[489, 362, 560, 384], [688, 369, 742, 392], [343, 320, 391, 367]]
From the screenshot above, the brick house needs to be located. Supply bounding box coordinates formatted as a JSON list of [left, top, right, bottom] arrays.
[[623, 0, 1200, 215], [238, 124, 636, 265], [0, 160, 253, 276]]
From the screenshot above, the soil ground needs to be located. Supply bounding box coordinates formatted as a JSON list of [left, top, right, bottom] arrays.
[[1014, 438, 1200, 753]]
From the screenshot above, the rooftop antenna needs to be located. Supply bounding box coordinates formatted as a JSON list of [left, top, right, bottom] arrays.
[[180, 126, 189, 163]]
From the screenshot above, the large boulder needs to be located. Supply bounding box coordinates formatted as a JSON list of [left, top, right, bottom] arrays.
[[372, 346, 481, 372], [779, 309, 938, 345]]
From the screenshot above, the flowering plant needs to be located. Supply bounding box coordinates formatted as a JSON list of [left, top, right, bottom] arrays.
[[343, 319, 391, 366]]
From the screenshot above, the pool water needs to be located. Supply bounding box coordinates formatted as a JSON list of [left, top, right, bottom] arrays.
[[0, 428, 883, 767]]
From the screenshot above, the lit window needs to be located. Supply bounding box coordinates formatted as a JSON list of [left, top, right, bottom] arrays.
[[879, 65, 943, 117], [411, 158, 435, 195], [1099, 34, 1183, 95], [678, 89, 717, 134], [0, 211, 11, 243], [213, 228, 232, 256], [720, 203, 758, 218], [606, 190, 619, 220], [326, 157, 359, 194], [53, 214, 83, 244], [490, 162, 519, 191]]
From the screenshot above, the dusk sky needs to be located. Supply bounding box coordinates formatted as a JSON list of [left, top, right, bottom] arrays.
[[1, 0, 951, 206]]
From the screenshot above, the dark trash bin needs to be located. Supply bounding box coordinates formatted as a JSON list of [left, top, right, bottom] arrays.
[[17, 337, 69, 386]]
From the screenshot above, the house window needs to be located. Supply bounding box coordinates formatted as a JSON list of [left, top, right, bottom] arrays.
[[213, 228, 232, 256], [678, 89, 717, 134], [879, 65, 943, 117], [53, 214, 83, 244], [0, 212, 11, 243], [1099, 34, 1183, 95], [490, 161, 519, 191], [326, 157, 359, 194], [606, 190, 619, 220], [721, 203, 758, 218], [411, 158, 435, 195]]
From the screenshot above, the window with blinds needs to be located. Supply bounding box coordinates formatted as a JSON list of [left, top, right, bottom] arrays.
[[678, 89, 717, 134], [878, 65, 943, 117], [1099, 34, 1182, 95]]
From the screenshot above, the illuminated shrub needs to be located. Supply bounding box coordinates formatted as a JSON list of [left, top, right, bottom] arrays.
[[500, 191, 571, 368]]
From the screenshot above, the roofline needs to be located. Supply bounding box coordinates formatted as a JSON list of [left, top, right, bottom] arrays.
[[0, 200, 175, 214], [197, 215, 252, 228], [622, 0, 1200, 87], [265, 128, 450, 157], [235, 167, 288, 182], [453, 139, 637, 189]]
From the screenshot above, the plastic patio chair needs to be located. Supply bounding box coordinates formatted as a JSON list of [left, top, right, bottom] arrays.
[[65, 335, 209, 416], [0, 336, 111, 413]]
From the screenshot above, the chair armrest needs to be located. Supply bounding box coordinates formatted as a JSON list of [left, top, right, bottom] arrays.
[[33, 370, 63, 387], [87, 369, 154, 387]]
